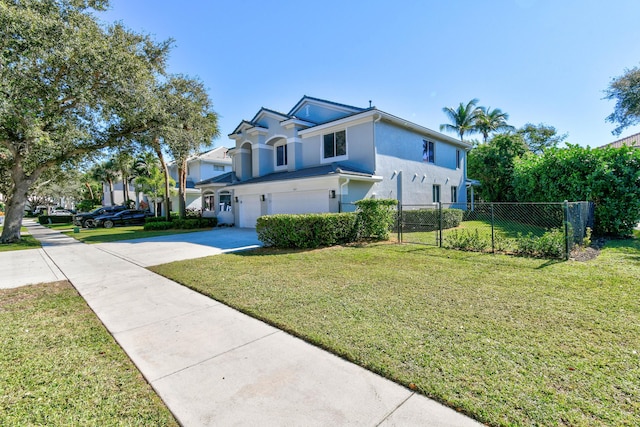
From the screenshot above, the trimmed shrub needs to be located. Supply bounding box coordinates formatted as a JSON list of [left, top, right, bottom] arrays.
[[143, 221, 173, 231], [38, 215, 73, 224], [257, 213, 358, 248], [143, 217, 217, 231], [354, 198, 398, 240], [145, 216, 170, 224]]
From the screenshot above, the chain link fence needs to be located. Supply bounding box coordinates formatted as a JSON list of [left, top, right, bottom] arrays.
[[397, 202, 594, 259]]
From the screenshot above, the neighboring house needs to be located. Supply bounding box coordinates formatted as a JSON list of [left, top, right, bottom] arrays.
[[167, 147, 233, 214], [102, 147, 232, 215], [600, 131, 640, 149], [197, 96, 472, 228]]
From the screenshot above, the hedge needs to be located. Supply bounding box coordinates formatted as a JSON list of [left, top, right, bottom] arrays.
[[256, 213, 358, 249], [38, 215, 73, 225], [143, 217, 217, 231]]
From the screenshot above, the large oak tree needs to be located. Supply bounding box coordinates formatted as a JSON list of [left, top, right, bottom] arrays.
[[0, 0, 170, 243]]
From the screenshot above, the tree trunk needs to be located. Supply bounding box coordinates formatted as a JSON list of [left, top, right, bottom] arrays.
[[152, 140, 171, 222], [84, 182, 94, 200], [0, 169, 40, 244], [178, 161, 187, 218], [122, 174, 130, 205], [107, 180, 115, 205]]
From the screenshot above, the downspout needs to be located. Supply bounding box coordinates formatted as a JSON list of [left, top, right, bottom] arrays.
[[340, 178, 350, 212], [373, 112, 382, 178]]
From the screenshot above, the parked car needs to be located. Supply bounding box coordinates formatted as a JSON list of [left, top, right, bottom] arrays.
[[49, 209, 74, 216], [73, 205, 127, 228], [92, 209, 151, 228]]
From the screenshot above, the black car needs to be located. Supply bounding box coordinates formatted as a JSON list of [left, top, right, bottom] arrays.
[[74, 205, 127, 228], [92, 209, 150, 228]]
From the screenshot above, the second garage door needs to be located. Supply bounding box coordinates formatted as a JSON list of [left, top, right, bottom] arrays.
[[271, 191, 329, 215]]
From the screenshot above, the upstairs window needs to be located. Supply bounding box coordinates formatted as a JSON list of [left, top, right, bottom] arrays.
[[323, 130, 347, 159], [423, 140, 435, 163], [456, 149, 461, 169], [213, 165, 225, 172], [276, 144, 288, 167]]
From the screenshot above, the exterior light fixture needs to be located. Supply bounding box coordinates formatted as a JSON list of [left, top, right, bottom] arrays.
[[330, 190, 336, 199], [260, 194, 266, 201], [234, 196, 239, 202]]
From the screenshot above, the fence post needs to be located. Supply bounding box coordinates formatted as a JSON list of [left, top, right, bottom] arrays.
[[490, 203, 495, 254], [397, 203, 402, 243], [563, 200, 570, 260], [438, 202, 443, 247]]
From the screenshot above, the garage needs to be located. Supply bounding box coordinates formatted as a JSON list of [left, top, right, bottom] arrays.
[[271, 191, 329, 215], [238, 196, 261, 228]]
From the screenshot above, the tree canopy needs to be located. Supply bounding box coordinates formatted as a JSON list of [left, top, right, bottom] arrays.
[[475, 107, 514, 143], [467, 133, 529, 202], [605, 65, 640, 136], [440, 99, 481, 141], [0, 0, 171, 242], [517, 123, 568, 154]]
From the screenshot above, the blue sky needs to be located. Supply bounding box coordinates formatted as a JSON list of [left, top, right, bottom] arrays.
[[102, 0, 640, 149]]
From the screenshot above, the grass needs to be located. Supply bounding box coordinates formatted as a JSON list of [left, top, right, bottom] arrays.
[[54, 224, 212, 244], [150, 236, 640, 426], [0, 281, 177, 426], [401, 219, 549, 246], [0, 226, 41, 252]]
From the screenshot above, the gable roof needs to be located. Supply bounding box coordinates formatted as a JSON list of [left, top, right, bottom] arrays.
[[195, 171, 236, 186], [287, 95, 365, 117]]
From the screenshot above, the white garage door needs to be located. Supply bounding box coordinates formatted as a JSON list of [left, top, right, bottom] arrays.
[[239, 196, 261, 228], [271, 191, 329, 215]]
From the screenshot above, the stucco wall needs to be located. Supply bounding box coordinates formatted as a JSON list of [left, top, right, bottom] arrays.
[[371, 121, 466, 205]]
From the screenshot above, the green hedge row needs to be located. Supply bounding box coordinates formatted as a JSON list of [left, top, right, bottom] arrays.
[[256, 213, 358, 249], [38, 215, 73, 224], [143, 217, 217, 231], [399, 208, 463, 231], [256, 199, 398, 249]]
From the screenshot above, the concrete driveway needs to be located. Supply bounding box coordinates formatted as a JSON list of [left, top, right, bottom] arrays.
[[94, 227, 261, 267]]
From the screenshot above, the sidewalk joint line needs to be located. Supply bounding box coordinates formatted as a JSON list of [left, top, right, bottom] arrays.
[[151, 330, 282, 382], [375, 392, 415, 427]]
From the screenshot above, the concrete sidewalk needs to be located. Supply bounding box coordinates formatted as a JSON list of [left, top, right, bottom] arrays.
[[22, 221, 481, 426]]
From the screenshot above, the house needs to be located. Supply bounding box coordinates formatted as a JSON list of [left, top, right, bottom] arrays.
[[103, 147, 232, 215], [166, 147, 233, 214], [196, 96, 472, 228], [600, 131, 640, 149]]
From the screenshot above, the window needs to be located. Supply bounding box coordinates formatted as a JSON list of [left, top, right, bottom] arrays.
[[213, 165, 225, 172], [423, 140, 435, 163], [323, 130, 346, 159], [456, 149, 461, 169], [276, 144, 288, 167], [451, 186, 458, 203], [432, 184, 441, 203], [204, 195, 215, 211]]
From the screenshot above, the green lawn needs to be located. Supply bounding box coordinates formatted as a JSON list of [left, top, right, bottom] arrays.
[[0, 226, 41, 252], [401, 219, 549, 246], [151, 235, 640, 426], [0, 281, 177, 426], [56, 224, 212, 244]]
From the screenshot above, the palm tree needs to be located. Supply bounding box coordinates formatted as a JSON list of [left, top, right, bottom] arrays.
[[112, 151, 135, 207], [90, 160, 119, 206], [475, 106, 515, 142], [440, 99, 481, 141]]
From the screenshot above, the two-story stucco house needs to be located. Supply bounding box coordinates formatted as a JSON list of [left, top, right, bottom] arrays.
[[196, 96, 471, 228]]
